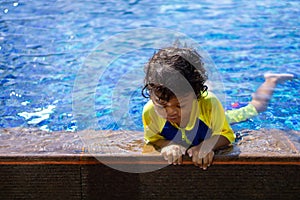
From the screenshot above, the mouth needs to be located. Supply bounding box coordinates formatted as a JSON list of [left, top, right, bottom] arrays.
[[167, 116, 179, 122]]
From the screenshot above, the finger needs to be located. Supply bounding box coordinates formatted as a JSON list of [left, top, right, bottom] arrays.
[[202, 155, 209, 170], [176, 148, 183, 165], [208, 151, 214, 166], [180, 146, 187, 155], [178, 154, 183, 165], [187, 148, 193, 157], [192, 151, 199, 166], [167, 152, 173, 164], [197, 156, 203, 168], [172, 149, 179, 165], [161, 151, 168, 161]]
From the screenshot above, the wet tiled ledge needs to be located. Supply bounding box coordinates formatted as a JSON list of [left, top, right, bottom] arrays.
[[1, 128, 300, 199], [0, 127, 299, 164]]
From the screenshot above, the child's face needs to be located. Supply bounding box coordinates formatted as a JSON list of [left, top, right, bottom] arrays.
[[151, 92, 194, 127]]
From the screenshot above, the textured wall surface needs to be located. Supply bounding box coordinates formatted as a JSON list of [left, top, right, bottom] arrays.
[[1, 128, 300, 199], [1, 163, 299, 199], [0, 165, 82, 199]]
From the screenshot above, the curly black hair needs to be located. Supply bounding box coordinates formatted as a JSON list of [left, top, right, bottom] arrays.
[[142, 47, 208, 101]]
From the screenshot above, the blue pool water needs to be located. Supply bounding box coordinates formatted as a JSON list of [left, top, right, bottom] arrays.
[[1, 0, 299, 133]]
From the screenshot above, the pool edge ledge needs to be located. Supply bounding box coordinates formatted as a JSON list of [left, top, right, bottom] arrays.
[[0, 127, 300, 166], [0, 152, 299, 166]]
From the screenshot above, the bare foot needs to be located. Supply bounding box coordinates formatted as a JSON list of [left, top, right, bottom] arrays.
[[264, 73, 294, 84], [250, 73, 294, 113]]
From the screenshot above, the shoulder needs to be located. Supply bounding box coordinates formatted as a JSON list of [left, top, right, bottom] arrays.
[[142, 100, 157, 125], [142, 100, 166, 128], [203, 91, 220, 101], [198, 91, 222, 108], [142, 100, 155, 116]]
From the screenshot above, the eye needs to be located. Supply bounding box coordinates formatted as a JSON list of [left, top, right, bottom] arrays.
[[154, 104, 165, 110]]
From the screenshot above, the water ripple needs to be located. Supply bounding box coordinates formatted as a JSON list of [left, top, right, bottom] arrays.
[[0, 0, 299, 131]]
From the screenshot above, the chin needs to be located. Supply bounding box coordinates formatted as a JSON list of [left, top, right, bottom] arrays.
[[179, 120, 188, 127], [167, 118, 179, 124]]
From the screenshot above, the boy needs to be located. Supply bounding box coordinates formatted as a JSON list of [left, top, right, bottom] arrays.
[[142, 47, 293, 170]]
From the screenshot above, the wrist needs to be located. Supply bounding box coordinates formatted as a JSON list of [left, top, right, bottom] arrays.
[[205, 135, 230, 151], [151, 139, 174, 151]]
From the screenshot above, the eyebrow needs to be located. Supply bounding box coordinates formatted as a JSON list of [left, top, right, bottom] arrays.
[[152, 98, 168, 106], [153, 97, 189, 107]]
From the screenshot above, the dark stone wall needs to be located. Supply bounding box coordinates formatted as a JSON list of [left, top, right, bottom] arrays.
[[81, 165, 140, 200], [0, 165, 81, 199], [1, 128, 299, 199], [1, 164, 299, 200], [138, 164, 300, 199]]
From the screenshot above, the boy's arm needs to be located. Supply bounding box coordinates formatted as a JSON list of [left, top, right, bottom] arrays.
[[148, 139, 174, 151], [199, 134, 230, 152], [143, 110, 187, 165], [143, 118, 173, 151], [209, 96, 235, 145], [187, 134, 230, 170], [142, 101, 166, 146], [187, 95, 234, 170]]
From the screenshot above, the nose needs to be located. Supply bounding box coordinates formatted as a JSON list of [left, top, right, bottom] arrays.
[[165, 106, 178, 116]]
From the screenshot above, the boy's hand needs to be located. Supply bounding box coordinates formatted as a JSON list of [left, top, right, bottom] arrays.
[[187, 145, 215, 170], [161, 144, 186, 165]]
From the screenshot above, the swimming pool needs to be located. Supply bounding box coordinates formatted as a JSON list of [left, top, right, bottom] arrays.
[[1, 0, 299, 133]]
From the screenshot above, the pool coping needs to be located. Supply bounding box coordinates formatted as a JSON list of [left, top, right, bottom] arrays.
[[1, 128, 300, 199], [1, 154, 300, 166], [1, 127, 300, 166]]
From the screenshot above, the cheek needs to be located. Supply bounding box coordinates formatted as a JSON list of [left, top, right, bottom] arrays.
[[177, 108, 182, 116]]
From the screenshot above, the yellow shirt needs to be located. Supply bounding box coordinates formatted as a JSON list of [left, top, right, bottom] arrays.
[[142, 92, 235, 147]]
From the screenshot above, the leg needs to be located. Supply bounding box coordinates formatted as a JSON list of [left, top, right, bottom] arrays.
[[250, 73, 294, 113]]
